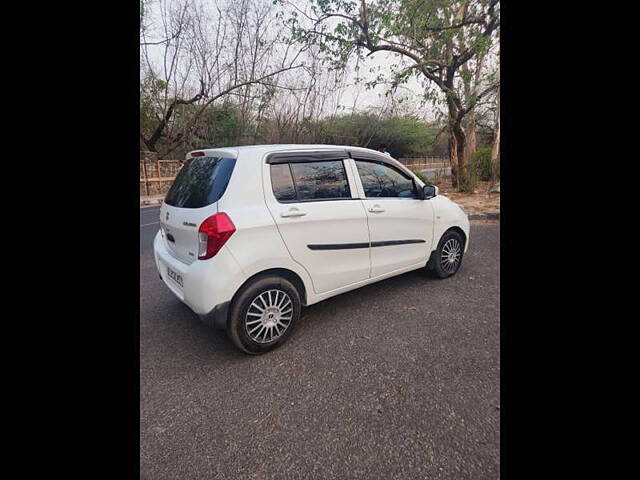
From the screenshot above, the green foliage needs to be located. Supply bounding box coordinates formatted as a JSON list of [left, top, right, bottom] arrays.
[[192, 104, 244, 148], [457, 171, 478, 193], [317, 113, 440, 157], [281, 0, 499, 193], [140, 75, 167, 138], [410, 168, 431, 185], [383, 116, 438, 157], [289, 0, 498, 91], [470, 146, 492, 181], [153, 106, 445, 159]]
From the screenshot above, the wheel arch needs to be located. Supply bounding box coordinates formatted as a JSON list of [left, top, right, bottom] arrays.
[[431, 224, 468, 252], [445, 226, 467, 248], [232, 267, 308, 307], [430, 195, 470, 253]]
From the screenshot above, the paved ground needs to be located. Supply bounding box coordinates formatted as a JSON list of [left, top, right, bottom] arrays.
[[140, 206, 500, 479]]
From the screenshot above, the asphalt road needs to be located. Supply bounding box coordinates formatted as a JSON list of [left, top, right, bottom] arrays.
[[140, 206, 500, 479]]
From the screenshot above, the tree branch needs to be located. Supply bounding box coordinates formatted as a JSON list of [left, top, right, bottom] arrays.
[[460, 82, 500, 117], [164, 64, 305, 150]]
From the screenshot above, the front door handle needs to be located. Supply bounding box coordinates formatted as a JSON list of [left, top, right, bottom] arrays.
[[281, 208, 307, 218], [368, 205, 385, 213]]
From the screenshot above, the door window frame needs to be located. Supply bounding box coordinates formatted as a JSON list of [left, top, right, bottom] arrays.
[[265, 150, 360, 204], [351, 158, 422, 200]]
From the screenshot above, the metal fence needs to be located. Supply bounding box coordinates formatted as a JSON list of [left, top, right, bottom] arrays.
[[140, 152, 182, 197], [396, 157, 449, 169]]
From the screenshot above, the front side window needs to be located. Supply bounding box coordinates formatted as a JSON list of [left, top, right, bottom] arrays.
[[270, 160, 351, 202], [355, 160, 416, 198]]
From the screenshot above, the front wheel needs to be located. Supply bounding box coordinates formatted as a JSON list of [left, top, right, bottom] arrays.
[[227, 275, 302, 354], [427, 230, 465, 278]]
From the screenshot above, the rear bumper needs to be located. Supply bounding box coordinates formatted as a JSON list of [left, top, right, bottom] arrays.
[[153, 231, 247, 318], [197, 301, 231, 330]]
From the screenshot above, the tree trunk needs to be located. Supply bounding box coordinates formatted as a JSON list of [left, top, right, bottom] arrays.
[[462, 73, 476, 164], [452, 123, 468, 190], [463, 52, 484, 163], [448, 125, 468, 190], [449, 132, 458, 188], [491, 115, 500, 181], [465, 111, 477, 161]]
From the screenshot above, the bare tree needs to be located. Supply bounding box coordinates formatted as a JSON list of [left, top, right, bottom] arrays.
[[140, 0, 304, 155], [261, 43, 351, 144]]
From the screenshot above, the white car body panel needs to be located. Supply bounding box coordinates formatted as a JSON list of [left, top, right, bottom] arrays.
[[262, 156, 371, 295], [265, 198, 371, 294], [358, 196, 434, 277], [346, 155, 436, 277], [154, 231, 247, 315], [430, 195, 470, 253], [153, 144, 470, 319]]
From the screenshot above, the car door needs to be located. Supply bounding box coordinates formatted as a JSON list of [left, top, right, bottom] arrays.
[[263, 151, 371, 294], [350, 156, 435, 278]]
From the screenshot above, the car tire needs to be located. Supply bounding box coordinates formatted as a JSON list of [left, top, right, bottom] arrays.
[[427, 229, 465, 279], [227, 275, 302, 355]]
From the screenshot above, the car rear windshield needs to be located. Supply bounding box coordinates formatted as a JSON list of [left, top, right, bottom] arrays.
[[164, 156, 236, 208]]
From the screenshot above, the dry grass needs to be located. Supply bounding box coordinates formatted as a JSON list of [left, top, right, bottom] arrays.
[[436, 178, 500, 215]]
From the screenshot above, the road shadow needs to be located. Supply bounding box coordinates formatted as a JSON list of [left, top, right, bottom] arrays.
[[302, 268, 437, 317], [146, 267, 444, 363]]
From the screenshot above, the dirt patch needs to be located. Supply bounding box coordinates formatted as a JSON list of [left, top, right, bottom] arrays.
[[434, 178, 500, 215]]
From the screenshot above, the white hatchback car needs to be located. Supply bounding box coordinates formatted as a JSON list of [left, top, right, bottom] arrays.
[[154, 145, 469, 354]]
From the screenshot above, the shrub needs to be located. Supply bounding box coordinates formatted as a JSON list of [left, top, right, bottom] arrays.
[[457, 171, 478, 192], [470, 147, 493, 182], [410, 168, 431, 185]]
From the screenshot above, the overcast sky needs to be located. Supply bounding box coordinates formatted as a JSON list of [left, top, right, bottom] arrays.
[[141, 0, 439, 121]]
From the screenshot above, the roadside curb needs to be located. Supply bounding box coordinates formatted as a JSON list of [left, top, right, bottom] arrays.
[[468, 212, 500, 220], [140, 198, 164, 208]]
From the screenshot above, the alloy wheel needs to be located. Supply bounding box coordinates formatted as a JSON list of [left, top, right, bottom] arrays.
[[245, 289, 293, 343], [440, 238, 462, 274]]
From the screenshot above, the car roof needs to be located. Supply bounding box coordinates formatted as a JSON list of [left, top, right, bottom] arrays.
[[186, 144, 425, 186], [188, 144, 388, 159]]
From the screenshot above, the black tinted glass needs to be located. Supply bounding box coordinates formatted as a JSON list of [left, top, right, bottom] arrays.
[[290, 161, 350, 200], [164, 156, 236, 208], [355, 160, 415, 198], [270, 164, 297, 201]]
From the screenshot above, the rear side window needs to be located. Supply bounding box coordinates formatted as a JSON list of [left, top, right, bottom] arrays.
[[355, 160, 416, 198], [291, 161, 351, 200], [270, 160, 351, 202], [164, 156, 236, 208], [270, 164, 297, 201]]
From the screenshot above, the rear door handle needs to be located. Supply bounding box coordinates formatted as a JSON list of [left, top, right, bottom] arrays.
[[280, 208, 307, 218], [368, 206, 385, 213]]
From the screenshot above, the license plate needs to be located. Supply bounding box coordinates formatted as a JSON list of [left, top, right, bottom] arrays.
[[166, 266, 183, 287]]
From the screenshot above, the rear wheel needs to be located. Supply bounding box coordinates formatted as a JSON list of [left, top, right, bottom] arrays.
[[427, 230, 465, 278], [227, 275, 301, 354]]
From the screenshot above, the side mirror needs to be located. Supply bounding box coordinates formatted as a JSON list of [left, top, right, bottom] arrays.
[[423, 184, 438, 199]]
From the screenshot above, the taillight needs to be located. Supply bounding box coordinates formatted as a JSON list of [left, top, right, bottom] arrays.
[[197, 213, 236, 260]]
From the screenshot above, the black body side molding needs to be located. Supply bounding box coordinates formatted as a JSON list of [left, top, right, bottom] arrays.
[[308, 239, 425, 250]]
